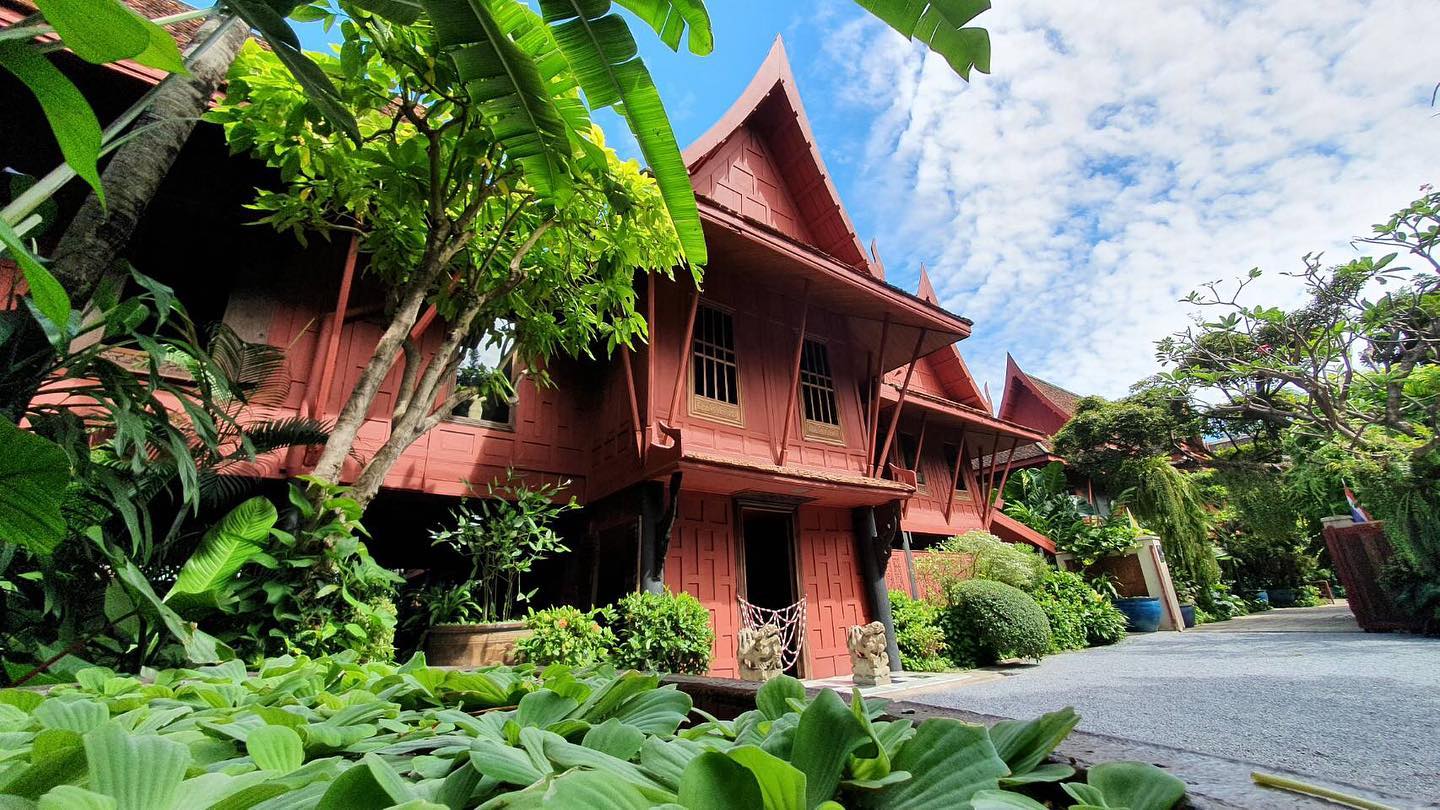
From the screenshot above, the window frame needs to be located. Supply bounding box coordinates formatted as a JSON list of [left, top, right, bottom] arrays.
[[445, 353, 519, 432], [688, 301, 745, 425], [942, 442, 971, 494], [798, 336, 843, 443]]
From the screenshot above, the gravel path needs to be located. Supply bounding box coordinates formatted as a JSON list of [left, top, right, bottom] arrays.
[[904, 604, 1440, 801]]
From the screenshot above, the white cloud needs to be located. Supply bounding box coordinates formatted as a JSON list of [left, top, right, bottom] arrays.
[[824, 0, 1440, 401]]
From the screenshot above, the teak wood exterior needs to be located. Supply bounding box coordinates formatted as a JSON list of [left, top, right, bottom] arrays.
[[0, 22, 1054, 679]]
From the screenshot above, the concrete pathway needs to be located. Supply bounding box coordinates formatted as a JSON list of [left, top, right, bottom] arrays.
[[896, 604, 1440, 802]]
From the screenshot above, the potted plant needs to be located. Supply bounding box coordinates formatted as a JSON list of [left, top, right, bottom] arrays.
[[1267, 586, 1297, 607], [419, 476, 577, 667], [1174, 582, 1198, 628]]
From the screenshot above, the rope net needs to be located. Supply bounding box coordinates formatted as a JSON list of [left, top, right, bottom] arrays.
[[738, 596, 808, 672]]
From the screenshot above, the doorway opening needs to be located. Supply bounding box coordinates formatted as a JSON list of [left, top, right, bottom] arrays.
[[740, 509, 803, 675]]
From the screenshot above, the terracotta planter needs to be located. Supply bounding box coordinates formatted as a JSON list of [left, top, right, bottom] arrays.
[[425, 622, 531, 667]]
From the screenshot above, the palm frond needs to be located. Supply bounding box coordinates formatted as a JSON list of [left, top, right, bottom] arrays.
[[537, 0, 706, 263], [234, 416, 331, 457], [206, 323, 289, 406], [852, 0, 991, 79]]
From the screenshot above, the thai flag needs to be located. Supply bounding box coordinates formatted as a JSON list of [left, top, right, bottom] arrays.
[[1344, 487, 1370, 523]]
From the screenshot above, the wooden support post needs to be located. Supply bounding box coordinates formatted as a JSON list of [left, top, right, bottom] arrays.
[[913, 411, 930, 480], [621, 346, 644, 459], [944, 425, 969, 522], [852, 506, 904, 673], [991, 438, 1020, 517], [865, 316, 891, 471], [665, 286, 700, 430], [645, 273, 656, 445], [984, 437, 1020, 527], [312, 235, 359, 418], [901, 530, 919, 599], [874, 328, 927, 478], [776, 280, 811, 466]]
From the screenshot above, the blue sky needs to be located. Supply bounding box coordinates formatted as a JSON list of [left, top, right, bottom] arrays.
[[278, 0, 1440, 403]]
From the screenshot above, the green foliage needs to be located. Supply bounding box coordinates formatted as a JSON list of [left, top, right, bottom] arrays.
[[608, 589, 713, 675], [1029, 570, 1128, 651], [516, 605, 615, 667], [0, 655, 1184, 809], [423, 476, 578, 625], [0, 417, 69, 554], [1052, 393, 1202, 485], [941, 579, 1052, 667], [1002, 462, 1138, 571], [208, 478, 402, 662], [888, 590, 952, 671], [924, 531, 1048, 592], [1115, 457, 1220, 593]]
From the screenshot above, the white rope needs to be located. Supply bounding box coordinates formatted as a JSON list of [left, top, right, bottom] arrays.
[[739, 596, 808, 672]]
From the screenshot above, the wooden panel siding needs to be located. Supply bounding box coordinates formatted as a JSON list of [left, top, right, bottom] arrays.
[[664, 492, 741, 677], [798, 506, 868, 678], [691, 125, 815, 247]]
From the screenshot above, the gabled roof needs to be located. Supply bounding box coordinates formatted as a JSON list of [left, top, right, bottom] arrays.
[[997, 354, 1084, 436], [683, 37, 872, 273], [906, 266, 988, 410]]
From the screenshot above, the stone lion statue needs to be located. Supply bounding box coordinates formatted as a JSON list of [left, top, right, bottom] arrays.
[[738, 624, 784, 682], [847, 621, 891, 686]]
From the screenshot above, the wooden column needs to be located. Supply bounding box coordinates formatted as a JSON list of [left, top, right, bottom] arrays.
[[776, 281, 811, 466], [621, 346, 644, 459], [312, 235, 359, 419], [853, 505, 904, 672], [943, 425, 969, 522], [901, 530, 919, 599], [873, 328, 927, 478], [665, 286, 701, 430], [865, 316, 891, 470]]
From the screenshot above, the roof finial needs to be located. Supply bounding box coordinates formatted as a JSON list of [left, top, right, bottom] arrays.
[[916, 263, 938, 304]]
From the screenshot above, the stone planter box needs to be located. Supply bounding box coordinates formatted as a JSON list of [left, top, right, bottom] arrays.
[[425, 622, 530, 667]]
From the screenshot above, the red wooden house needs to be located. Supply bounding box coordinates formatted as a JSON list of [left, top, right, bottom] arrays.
[[1, 14, 1054, 677], [993, 354, 1114, 513]]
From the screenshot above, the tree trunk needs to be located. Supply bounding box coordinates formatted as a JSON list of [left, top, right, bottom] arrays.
[[49, 16, 248, 299], [0, 17, 248, 420]]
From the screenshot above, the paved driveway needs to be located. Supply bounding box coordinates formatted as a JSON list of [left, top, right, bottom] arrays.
[[901, 604, 1440, 801]]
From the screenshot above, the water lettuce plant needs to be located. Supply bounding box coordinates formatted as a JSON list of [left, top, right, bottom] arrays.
[[0, 656, 1185, 808]]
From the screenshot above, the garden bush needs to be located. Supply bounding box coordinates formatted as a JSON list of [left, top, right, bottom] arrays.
[[925, 530, 1048, 591], [516, 605, 615, 667], [1029, 569, 1128, 651], [609, 589, 714, 675], [0, 656, 1186, 809], [941, 579, 1052, 666], [889, 590, 953, 671], [1293, 584, 1324, 607]]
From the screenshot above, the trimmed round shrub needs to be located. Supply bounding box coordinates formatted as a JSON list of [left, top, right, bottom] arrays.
[[889, 590, 953, 671], [515, 606, 615, 667], [1030, 569, 1128, 650], [609, 590, 714, 674], [941, 579, 1051, 666]]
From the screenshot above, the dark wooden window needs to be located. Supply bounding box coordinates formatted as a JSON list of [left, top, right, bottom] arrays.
[[799, 339, 840, 430], [943, 443, 968, 492], [898, 432, 926, 486], [691, 304, 742, 421], [450, 352, 516, 428]]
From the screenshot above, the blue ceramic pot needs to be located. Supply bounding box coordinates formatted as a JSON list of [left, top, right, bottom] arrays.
[[1114, 597, 1163, 632], [1251, 590, 1269, 605], [1179, 603, 1196, 628]]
